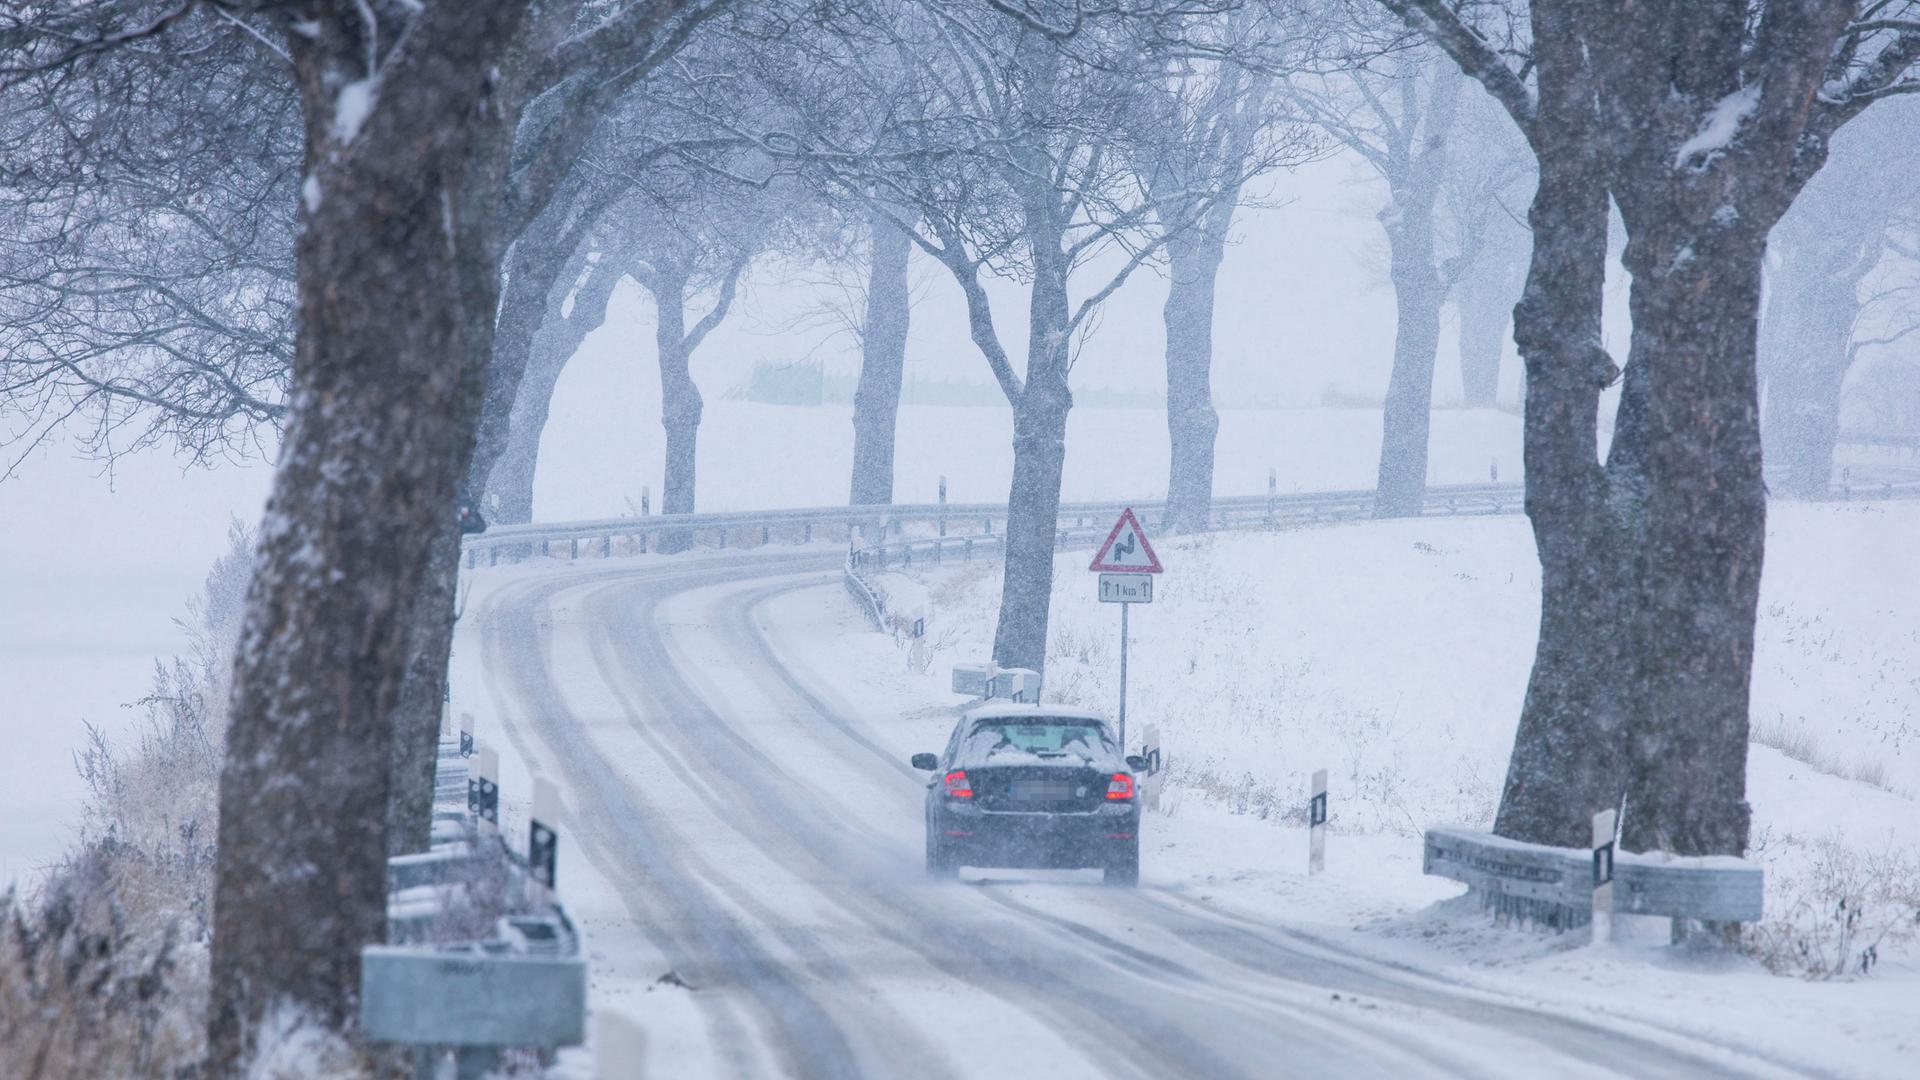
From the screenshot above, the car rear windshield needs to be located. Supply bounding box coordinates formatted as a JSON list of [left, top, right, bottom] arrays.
[[962, 718, 1115, 763]]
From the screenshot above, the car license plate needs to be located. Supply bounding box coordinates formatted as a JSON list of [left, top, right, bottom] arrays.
[[1011, 779, 1072, 800]]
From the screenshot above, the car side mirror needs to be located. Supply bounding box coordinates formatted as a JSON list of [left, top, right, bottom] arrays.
[[910, 752, 939, 771], [1125, 755, 1147, 772]]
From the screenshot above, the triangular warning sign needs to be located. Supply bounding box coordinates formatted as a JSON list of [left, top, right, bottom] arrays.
[[1089, 507, 1163, 573]]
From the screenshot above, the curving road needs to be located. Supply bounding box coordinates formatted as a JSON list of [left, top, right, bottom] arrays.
[[467, 552, 1816, 1079]]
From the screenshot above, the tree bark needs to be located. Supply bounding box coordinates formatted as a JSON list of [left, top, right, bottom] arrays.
[[1487, 0, 1626, 849], [1454, 251, 1522, 407], [1761, 233, 1871, 498], [1374, 194, 1446, 517], [1616, 227, 1769, 856], [1576, 0, 1858, 859], [487, 246, 629, 524], [850, 212, 912, 506], [989, 251, 1072, 677], [207, 4, 528, 1068], [1164, 229, 1226, 533], [654, 268, 700, 552]]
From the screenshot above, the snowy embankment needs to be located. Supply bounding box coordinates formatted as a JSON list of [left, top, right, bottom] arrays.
[[856, 500, 1920, 1069]]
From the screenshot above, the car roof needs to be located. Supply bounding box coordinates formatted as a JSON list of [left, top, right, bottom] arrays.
[[961, 703, 1110, 725]]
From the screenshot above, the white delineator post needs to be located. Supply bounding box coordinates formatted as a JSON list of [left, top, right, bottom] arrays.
[[476, 746, 500, 833], [1309, 768, 1328, 874], [530, 775, 560, 892], [1592, 808, 1618, 944]]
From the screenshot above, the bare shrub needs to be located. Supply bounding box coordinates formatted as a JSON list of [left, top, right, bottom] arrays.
[[0, 523, 253, 1076], [1745, 838, 1920, 979], [0, 876, 205, 1079]]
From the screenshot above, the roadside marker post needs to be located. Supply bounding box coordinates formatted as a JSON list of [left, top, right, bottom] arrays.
[[476, 747, 499, 832], [1089, 508, 1163, 751], [1139, 723, 1165, 811], [1592, 808, 1618, 945], [1309, 768, 1328, 874], [459, 713, 474, 758], [530, 776, 560, 892]]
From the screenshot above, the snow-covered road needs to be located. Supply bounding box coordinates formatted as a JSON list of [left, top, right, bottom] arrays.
[[463, 553, 1810, 1079]]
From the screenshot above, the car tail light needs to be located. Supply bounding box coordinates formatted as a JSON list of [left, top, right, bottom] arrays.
[[943, 770, 973, 798], [1106, 773, 1135, 800]]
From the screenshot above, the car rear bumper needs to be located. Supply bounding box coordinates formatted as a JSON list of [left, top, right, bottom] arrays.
[[934, 803, 1138, 869]]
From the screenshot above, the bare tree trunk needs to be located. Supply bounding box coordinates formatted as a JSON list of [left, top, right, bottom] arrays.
[[850, 213, 911, 506], [384, 520, 461, 857], [655, 269, 700, 552], [1618, 228, 1769, 857], [1374, 199, 1445, 517], [989, 259, 1072, 677], [1761, 235, 1868, 499], [487, 248, 628, 524], [207, 5, 527, 1066], [1488, 2, 1627, 849], [466, 236, 580, 508], [1164, 230, 1226, 533], [991, 376, 1071, 676], [1454, 256, 1518, 407]]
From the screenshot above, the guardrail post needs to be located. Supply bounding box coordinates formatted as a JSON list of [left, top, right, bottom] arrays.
[[641, 485, 650, 515], [964, 537, 973, 561], [1592, 808, 1617, 946], [762, 524, 770, 545], [984, 516, 992, 535], [638, 531, 648, 554], [454, 1047, 500, 1079], [1267, 467, 1277, 525], [718, 526, 728, 547], [489, 547, 498, 567], [602, 535, 611, 558], [939, 475, 948, 536], [465, 548, 476, 569], [541, 538, 550, 558], [568, 537, 578, 560], [804, 522, 813, 543]]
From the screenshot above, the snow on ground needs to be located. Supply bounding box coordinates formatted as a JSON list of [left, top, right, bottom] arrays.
[[856, 499, 1920, 1072]]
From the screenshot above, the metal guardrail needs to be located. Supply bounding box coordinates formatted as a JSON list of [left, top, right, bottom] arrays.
[[1836, 430, 1920, 450], [362, 737, 586, 1077], [463, 482, 1530, 564], [1424, 826, 1764, 931], [465, 475, 1920, 568]]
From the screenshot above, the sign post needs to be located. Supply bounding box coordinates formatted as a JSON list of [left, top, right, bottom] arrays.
[[1089, 507, 1163, 750], [1592, 808, 1617, 945]]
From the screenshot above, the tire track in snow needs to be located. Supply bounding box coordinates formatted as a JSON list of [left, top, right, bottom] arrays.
[[480, 560, 871, 1079], [586, 573, 1257, 1079]]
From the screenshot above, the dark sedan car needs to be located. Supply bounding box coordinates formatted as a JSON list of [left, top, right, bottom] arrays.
[[912, 705, 1143, 885]]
